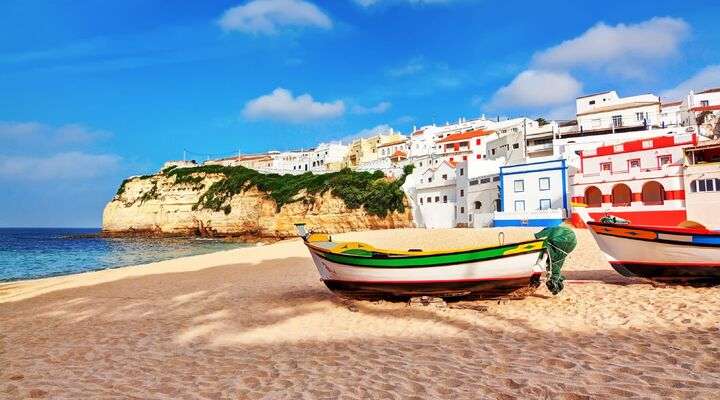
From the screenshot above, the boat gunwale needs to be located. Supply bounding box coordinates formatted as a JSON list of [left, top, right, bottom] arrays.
[[304, 238, 546, 260], [588, 222, 720, 248], [586, 221, 720, 237]]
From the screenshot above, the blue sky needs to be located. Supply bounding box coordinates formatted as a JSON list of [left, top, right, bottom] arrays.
[[1, 0, 720, 227]]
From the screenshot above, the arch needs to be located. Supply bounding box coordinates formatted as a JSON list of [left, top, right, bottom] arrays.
[[611, 184, 632, 207], [474, 201, 482, 210], [584, 186, 602, 207], [642, 181, 665, 205]]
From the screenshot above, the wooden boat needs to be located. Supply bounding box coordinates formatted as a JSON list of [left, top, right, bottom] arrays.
[[575, 206, 720, 282], [295, 224, 574, 300]]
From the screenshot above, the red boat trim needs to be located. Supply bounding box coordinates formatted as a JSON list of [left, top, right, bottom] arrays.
[[587, 221, 719, 236]]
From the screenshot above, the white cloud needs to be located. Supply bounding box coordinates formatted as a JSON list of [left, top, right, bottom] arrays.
[[219, 0, 332, 34], [340, 124, 394, 143], [355, 0, 453, 7], [0, 121, 112, 151], [242, 88, 345, 123], [489, 70, 582, 109], [661, 65, 720, 100], [533, 17, 689, 78], [0, 152, 121, 181], [387, 58, 426, 77], [352, 101, 392, 114]]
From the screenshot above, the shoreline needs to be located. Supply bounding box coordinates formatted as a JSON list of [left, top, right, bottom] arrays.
[[2, 227, 719, 399]]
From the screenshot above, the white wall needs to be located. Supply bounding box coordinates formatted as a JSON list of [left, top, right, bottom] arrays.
[[501, 160, 567, 213]]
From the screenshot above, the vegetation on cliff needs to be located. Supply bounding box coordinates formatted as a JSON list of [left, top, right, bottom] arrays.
[[115, 164, 414, 218]]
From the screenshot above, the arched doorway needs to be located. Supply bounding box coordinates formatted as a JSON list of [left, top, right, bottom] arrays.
[[612, 184, 632, 207], [642, 181, 665, 205], [584, 186, 602, 207]]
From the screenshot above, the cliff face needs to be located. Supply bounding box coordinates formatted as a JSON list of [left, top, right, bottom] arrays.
[[102, 172, 414, 238]]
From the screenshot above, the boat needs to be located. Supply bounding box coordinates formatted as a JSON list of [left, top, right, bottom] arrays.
[[295, 224, 575, 300], [575, 205, 720, 283]]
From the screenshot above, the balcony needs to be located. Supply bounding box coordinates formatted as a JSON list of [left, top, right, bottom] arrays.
[[526, 143, 553, 153]]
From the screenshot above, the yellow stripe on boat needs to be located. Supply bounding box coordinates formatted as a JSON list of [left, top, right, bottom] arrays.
[[502, 241, 545, 255]]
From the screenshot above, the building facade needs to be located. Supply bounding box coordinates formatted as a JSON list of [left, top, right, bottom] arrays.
[[494, 159, 569, 227], [683, 139, 720, 229], [570, 133, 697, 227]]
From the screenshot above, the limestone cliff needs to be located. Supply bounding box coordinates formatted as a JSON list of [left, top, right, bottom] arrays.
[[102, 168, 414, 238]]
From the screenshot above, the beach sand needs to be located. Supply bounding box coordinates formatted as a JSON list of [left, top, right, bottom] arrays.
[[1, 227, 719, 399]]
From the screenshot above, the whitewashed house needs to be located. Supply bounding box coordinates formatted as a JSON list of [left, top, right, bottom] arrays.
[[575, 91, 661, 134], [414, 160, 458, 228], [494, 159, 569, 227]]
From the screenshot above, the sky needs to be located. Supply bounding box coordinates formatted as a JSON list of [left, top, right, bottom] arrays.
[[1, 0, 720, 227]]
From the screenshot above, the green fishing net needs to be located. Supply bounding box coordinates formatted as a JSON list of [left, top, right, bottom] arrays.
[[534, 226, 577, 295]]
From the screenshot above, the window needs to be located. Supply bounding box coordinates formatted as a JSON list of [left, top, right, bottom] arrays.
[[658, 155, 672, 167], [460, 207, 465, 214], [427, 197, 431, 203], [474, 201, 482, 210], [628, 159, 641, 169], [491, 149, 496, 155], [462, 155, 467, 161], [539, 177, 550, 191], [476, 139, 481, 145], [419, 198, 423, 204], [493, 176, 500, 182], [612, 115, 623, 127], [701, 100, 710, 107], [460, 168, 464, 176], [480, 178, 490, 184], [435, 196, 440, 202], [443, 195, 448, 203], [539, 199, 551, 210], [600, 162, 612, 172], [514, 200, 525, 212], [636, 112, 648, 122], [428, 177, 433, 183], [514, 180, 525, 192], [442, 174, 447, 180], [691, 178, 720, 192], [460, 189, 464, 197], [589, 100, 596, 105], [476, 154, 482, 159], [512, 143, 520, 149]]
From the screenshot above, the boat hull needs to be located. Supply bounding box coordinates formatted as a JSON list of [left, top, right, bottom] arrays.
[[309, 249, 545, 299], [587, 222, 720, 283]]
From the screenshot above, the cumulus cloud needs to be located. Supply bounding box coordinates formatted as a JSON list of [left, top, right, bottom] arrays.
[[489, 70, 582, 109], [533, 17, 689, 78], [218, 0, 332, 34], [0, 152, 121, 181], [661, 65, 720, 100], [242, 88, 345, 123], [352, 101, 392, 114]]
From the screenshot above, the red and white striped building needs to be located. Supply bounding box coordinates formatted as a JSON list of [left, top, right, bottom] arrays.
[[570, 133, 698, 227]]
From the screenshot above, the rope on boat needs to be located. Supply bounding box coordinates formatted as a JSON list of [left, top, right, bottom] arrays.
[[534, 226, 577, 295]]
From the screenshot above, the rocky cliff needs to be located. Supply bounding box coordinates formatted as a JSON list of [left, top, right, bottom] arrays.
[[102, 166, 414, 239]]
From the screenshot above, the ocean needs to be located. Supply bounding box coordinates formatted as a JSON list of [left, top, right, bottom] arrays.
[[0, 228, 248, 281]]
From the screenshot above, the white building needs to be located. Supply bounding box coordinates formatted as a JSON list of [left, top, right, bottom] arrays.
[[414, 160, 458, 228], [309, 142, 349, 172], [435, 129, 498, 164], [455, 158, 503, 228], [570, 133, 696, 227], [494, 159, 569, 227], [576, 90, 661, 134]]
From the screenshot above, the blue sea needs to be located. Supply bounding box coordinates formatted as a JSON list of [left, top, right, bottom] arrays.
[[0, 228, 248, 281]]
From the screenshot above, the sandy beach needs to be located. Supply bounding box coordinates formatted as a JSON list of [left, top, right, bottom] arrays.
[[1, 227, 719, 399]]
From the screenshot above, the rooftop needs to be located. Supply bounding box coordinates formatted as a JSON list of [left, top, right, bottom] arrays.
[[436, 129, 494, 144], [376, 138, 408, 148], [577, 101, 660, 116], [576, 90, 613, 99], [698, 87, 720, 94]]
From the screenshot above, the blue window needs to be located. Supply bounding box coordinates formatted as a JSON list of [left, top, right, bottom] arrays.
[[514, 200, 525, 212], [539, 177, 550, 191], [539, 199, 551, 210], [513, 180, 524, 192]]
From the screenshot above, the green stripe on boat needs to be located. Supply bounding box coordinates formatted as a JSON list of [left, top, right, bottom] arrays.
[[319, 242, 544, 268]]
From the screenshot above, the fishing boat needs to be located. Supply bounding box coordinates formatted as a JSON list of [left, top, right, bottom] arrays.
[[575, 206, 720, 282], [295, 224, 575, 300]]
